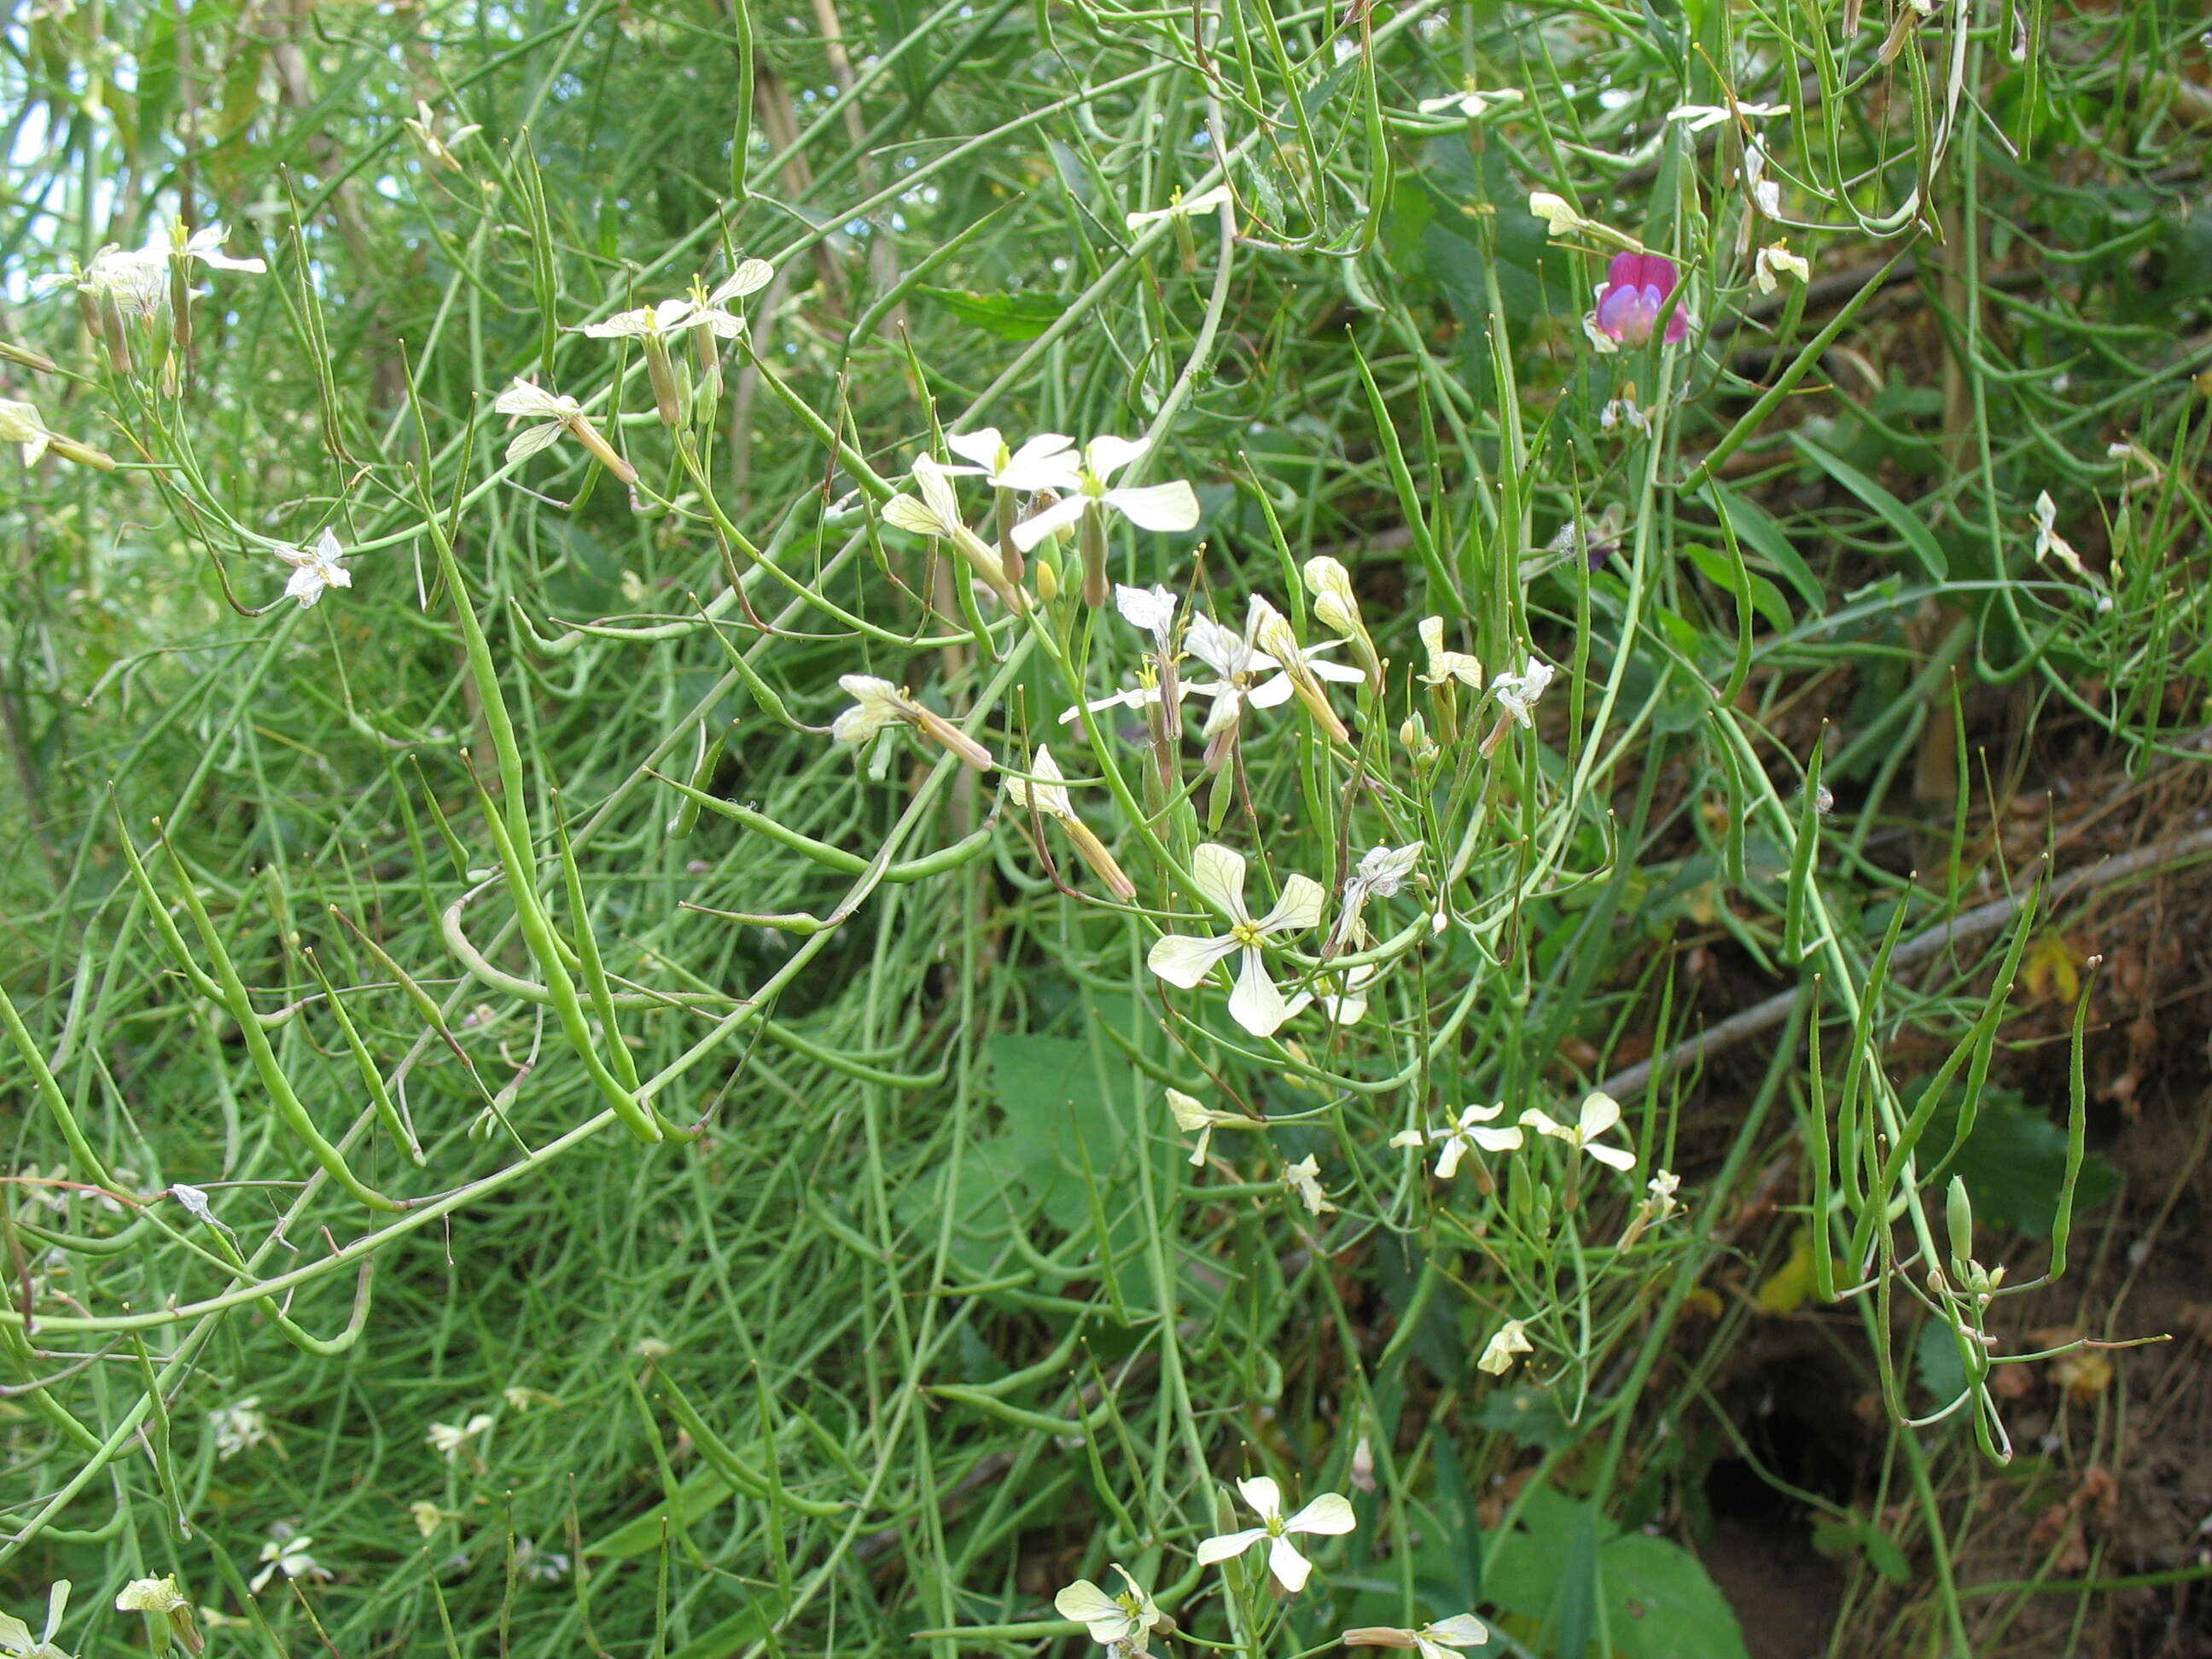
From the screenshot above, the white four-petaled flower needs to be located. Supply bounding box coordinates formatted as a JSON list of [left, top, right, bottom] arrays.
[[1195, 1475, 1356, 1593], [249, 1528, 330, 1594], [1146, 842, 1324, 1038], [491, 378, 637, 481], [1391, 1103, 1524, 1177], [1003, 745, 1133, 898], [1666, 101, 1789, 132], [272, 529, 352, 608], [1126, 184, 1235, 230], [1519, 1091, 1637, 1171], [1009, 436, 1200, 552], [1527, 191, 1592, 237], [1334, 841, 1423, 952], [426, 1413, 494, 1460], [1054, 1564, 1164, 1650], [833, 674, 994, 770], [2031, 491, 2089, 580], [944, 428, 1080, 492]]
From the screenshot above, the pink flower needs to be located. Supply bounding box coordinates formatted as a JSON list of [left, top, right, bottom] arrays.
[[1589, 253, 1691, 348]]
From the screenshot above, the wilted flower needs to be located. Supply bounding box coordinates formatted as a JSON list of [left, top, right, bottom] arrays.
[[1418, 87, 1522, 119], [207, 1395, 273, 1459], [1599, 397, 1650, 436], [409, 1501, 448, 1538], [271, 529, 352, 608], [1195, 1475, 1356, 1593], [1146, 841, 1324, 1038], [114, 1578, 183, 1615], [2031, 491, 2089, 580], [1744, 139, 1781, 218], [1302, 556, 1378, 678], [1488, 655, 1555, 728], [944, 428, 1080, 492], [426, 1413, 494, 1461], [1251, 597, 1358, 745], [1520, 1091, 1637, 1172], [1754, 242, 1810, 294], [1342, 1615, 1492, 1659], [1166, 1088, 1261, 1167], [248, 1528, 330, 1594], [831, 673, 995, 771], [1619, 1168, 1683, 1249], [1283, 1155, 1336, 1217], [69, 244, 169, 317], [1528, 191, 1592, 237], [1586, 253, 1693, 350], [881, 454, 1019, 605], [1003, 745, 1135, 899], [0, 399, 114, 471], [2, 1583, 71, 1659], [1476, 1318, 1534, 1376], [1330, 841, 1423, 954], [1417, 617, 1482, 689], [1390, 1103, 1524, 1177], [1055, 1564, 1165, 1650], [404, 101, 482, 170], [492, 378, 637, 483]]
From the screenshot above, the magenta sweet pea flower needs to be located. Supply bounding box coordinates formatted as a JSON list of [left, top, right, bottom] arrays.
[[1588, 253, 1692, 349]]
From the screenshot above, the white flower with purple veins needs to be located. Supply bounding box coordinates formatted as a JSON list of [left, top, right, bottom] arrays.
[[1195, 1476, 1357, 1593], [73, 245, 170, 316], [1191, 600, 1362, 736], [1520, 1091, 1637, 1171], [944, 428, 1081, 492], [1147, 842, 1324, 1039], [1055, 1564, 1165, 1651], [1009, 436, 1200, 551], [1335, 841, 1423, 952], [1489, 655, 1555, 726], [584, 262, 772, 340], [1391, 1103, 1523, 1177], [273, 529, 352, 608]]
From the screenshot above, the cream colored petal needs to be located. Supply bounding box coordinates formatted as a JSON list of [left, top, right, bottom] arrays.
[[1084, 434, 1150, 482], [1147, 931, 1240, 988], [1228, 948, 1289, 1038], [1578, 1091, 1622, 1140], [1266, 1534, 1314, 1593], [1286, 1492, 1355, 1535], [1189, 842, 1249, 920], [1195, 1528, 1265, 1565], [1235, 1475, 1283, 1520], [1009, 493, 1088, 552], [1255, 873, 1324, 938], [1103, 480, 1201, 533], [1586, 1141, 1639, 1172]]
